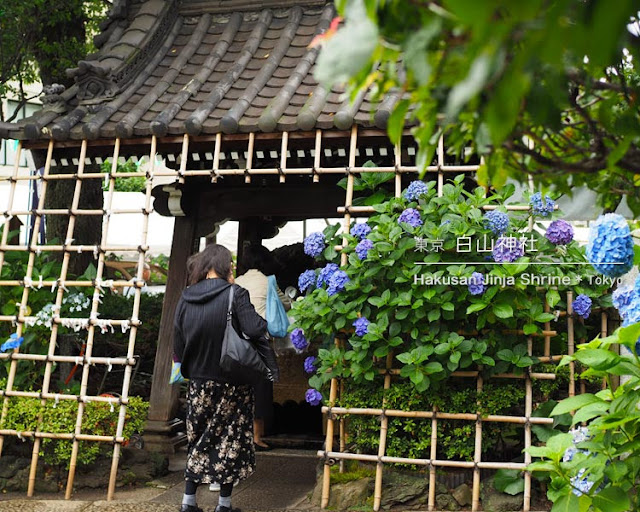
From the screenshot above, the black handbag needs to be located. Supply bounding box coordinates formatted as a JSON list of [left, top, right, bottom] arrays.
[[219, 286, 271, 386]]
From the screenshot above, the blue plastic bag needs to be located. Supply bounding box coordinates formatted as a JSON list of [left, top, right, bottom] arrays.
[[266, 275, 289, 338], [169, 360, 186, 384]]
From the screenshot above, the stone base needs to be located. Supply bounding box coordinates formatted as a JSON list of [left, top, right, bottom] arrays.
[[143, 418, 187, 454]]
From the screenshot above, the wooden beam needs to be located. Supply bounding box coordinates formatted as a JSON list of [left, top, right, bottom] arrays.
[[145, 214, 197, 450]]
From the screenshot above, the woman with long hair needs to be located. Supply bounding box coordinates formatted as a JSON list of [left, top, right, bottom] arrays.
[[174, 244, 279, 512]]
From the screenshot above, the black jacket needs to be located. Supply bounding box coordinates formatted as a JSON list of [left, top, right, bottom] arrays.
[[173, 278, 279, 382]]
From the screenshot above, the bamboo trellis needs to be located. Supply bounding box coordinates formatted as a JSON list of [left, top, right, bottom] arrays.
[[0, 126, 602, 507]]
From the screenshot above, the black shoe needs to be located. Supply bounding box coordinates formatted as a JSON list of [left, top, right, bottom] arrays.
[[214, 506, 241, 512], [180, 505, 204, 512]]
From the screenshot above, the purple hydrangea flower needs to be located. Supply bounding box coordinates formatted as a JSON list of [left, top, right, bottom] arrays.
[[403, 180, 430, 202], [545, 220, 574, 245], [492, 237, 524, 263], [398, 208, 423, 229], [586, 213, 634, 277], [355, 239, 374, 260], [298, 270, 316, 293], [291, 328, 309, 352], [304, 232, 326, 258], [468, 272, 486, 295], [484, 210, 509, 235], [351, 222, 372, 240], [305, 388, 323, 406], [327, 270, 349, 296], [353, 317, 370, 336], [530, 192, 555, 217], [572, 294, 592, 319], [317, 263, 339, 288], [304, 356, 317, 374]]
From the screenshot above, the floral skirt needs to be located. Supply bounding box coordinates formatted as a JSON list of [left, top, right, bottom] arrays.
[[185, 378, 256, 485]]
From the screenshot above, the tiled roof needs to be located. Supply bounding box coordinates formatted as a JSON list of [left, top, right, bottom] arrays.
[[1, 0, 400, 142]]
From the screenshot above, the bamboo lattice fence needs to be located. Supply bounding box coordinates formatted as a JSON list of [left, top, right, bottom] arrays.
[[0, 127, 601, 507]]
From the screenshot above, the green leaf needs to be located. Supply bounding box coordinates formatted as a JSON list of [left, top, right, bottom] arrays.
[[493, 303, 513, 319], [551, 394, 603, 416], [467, 302, 488, 314], [523, 323, 538, 335], [591, 487, 630, 512], [314, 0, 378, 87], [403, 19, 441, 85], [493, 469, 524, 496], [546, 289, 561, 308], [387, 99, 410, 145], [446, 52, 493, 119], [573, 348, 618, 371], [551, 492, 580, 512]]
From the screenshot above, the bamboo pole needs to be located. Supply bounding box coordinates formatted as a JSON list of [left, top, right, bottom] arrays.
[[279, 131, 288, 183], [437, 135, 444, 197], [211, 133, 222, 183], [394, 143, 402, 198], [544, 301, 551, 357], [52, 139, 91, 499], [245, 132, 255, 184], [321, 368, 339, 509], [107, 135, 155, 500], [567, 291, 575, 397], [321, 406, 553, 424], [523, 337, 533, 512], [317, 450, 537, 470], [0, 140, 54, 458], [178, 134, 189, 184], [313, 130, 321, 183], [373, 352, 393, 511], [428, 407, 438, 511], [471, 375, 483, 512]]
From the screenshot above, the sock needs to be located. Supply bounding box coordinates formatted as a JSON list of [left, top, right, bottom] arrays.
[[182, 493, 197, 506], [218, 495, 232, 509]]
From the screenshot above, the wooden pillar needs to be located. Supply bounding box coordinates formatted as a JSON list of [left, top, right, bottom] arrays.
[[145, 214, 197, 453]]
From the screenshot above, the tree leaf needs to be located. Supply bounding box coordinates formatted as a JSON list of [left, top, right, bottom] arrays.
[[551, 394, 603, 416], [591, 486, 630, 512]]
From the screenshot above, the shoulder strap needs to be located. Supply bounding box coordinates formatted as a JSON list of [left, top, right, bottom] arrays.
[[227, 285, 234, 317]]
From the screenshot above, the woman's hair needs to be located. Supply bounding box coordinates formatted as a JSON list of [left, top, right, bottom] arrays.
[[187, 244, 233, 286], [240, 243, 275, 275]]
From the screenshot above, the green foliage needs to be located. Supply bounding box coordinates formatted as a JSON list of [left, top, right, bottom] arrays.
[[2, 393, 148, 467], [526, 323, 640, 511], [294, 177, 610, 394], [316, 0, 640, 215], [102, 159, 146, 193], [0, 0, 108, 120], [340, 380, 525, 462]]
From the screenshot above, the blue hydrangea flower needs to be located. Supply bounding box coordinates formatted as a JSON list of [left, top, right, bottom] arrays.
[[613, 285, 635, 318], [327, 270, 349, 296], [0, 333, 24, 352], [492, 237, 524, 263], [355, 239, 374, 260], [545, 220, 574, 245], [570, 468, 594, 497], [351, 222, 372, 240], [572, 294, 592, 319], [570, 426, 590, 444], [530, 192, 555, 217], [586, 213, 634, 277], [303, 232, 326, 258], [353, 317, 370, 336], [304, 356, 317, 374], [483, 210, 509, 235], [468, 272, 486, 295], [563, 447, 578, 463], [291, 328, 309, 352], [298, 270, 316, 293], [305, 388, 323, 406], [398, 208, 423, 229], [403, 180, 430, 202], [623, 293, 640, 327], [317, 263, 339, 288]]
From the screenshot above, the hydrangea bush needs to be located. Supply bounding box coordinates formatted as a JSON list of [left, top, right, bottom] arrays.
[[291, 177, 610, 402], [527, 322, 640, 511]]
